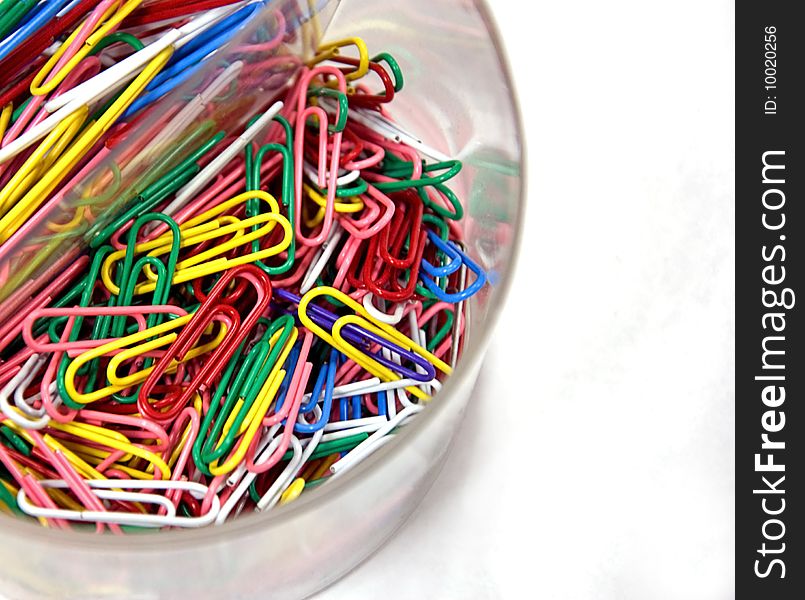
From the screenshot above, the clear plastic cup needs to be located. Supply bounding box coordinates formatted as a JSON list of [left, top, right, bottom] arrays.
[[0, 1, 523, 598]]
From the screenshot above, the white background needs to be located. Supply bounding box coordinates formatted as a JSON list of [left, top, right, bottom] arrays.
[[322, 0, 735, 598]]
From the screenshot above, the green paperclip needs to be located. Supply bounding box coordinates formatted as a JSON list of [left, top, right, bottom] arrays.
[[10, 97, 31, 125], [88, 128, 224, 247], [309, 176, 368, 199], [88, 32, 144, 56], [1, 425, 31, 456], [308, 87, 349, 133], [55, 246, 117, 409], [193, 315, 296, 475], [108, 214, 181, 403], [0, 480, 22, 516], [245, 114, 296, 276], [372, 53, 404, 93], [0, 0, 38, 40]]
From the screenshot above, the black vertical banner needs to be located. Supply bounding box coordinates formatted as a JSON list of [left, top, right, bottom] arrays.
[[736, 2, 804, 598]]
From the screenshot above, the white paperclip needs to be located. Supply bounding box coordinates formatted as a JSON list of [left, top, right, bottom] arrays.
[[329, 405, 423, 479], [300, 223, 343, 294], [17, 480, 220, 528], [145, 61, 244, 157], [362, 293, 406, 325], [224, 423, 282, 488], [407, 310, 434, 396], [254, 436, 303, 512], [257, 407, 328, 512], [302, 161, 360, 188], [0, 355, 51, 430], [323, 415, 388, 433], [217, 414, 324, 523], [44, 4, 243, 114], [451, 260, 469, 369], [0, 6, 244, 166], [328, 435, 395, 482], [161, 100, 285, 216]]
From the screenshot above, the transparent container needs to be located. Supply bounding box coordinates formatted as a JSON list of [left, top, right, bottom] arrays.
[[0, 0, 524, 598]]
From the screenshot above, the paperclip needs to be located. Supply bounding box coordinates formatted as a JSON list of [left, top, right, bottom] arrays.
[[419, 233, 487, 303], [28, 0, 143, 96], [0, 30, 493, 530], [293, 66, 348, 246], [100, 190, 292, 294], [17, 479, 220, 527], [138, 264, 272, 422], [193, 315, 295, 475], [62, 312, 226, 406], [0, 46, 174, 245]]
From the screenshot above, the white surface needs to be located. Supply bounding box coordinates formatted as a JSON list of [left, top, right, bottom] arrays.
[[320, 0, 735, 598]]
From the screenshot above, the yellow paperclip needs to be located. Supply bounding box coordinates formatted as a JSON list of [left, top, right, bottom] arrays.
[[106, 320, 227, 387], [208, 328, 298, 476], [46, 205, 86, 233], [49, 421, 171, 480], [298, 287, 451, 400], [64, 313, 226, 404], [0, 107, 87, 217], [302, 182, 365, 227], [308, 37, 370, 81], [100, 191, 293, 295], [0, 104, 12, 140], [6, 422, 107, 482], [0, 46, 173, 244], [30, 0, 144, 96], [208, 370, 285, 476]]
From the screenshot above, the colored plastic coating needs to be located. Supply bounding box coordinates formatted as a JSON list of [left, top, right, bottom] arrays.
[[0, 1, 488, 532]]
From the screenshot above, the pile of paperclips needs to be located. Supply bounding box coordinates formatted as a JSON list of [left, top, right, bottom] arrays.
[[0, 0, 486, 530]]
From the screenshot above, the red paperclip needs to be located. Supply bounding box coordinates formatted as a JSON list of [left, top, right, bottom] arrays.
[[138, 264, 272, 422], [124, 0, 244, 28]]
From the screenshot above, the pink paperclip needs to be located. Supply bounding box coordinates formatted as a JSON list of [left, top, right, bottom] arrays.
[[163, 406, 200, 511], [21, 304, 188, 353], [331, 235, 362, 291], [25, 429, 120, 534], [343, 137, 384, 171], [294, 66, 347, 247], [337, 183, 395, 240], [0, 443, 71, 529], [238, 10, 286, 53], [245, 360, 311, 474], [80, 410, 171, 458], [0, 253, 89, 352]]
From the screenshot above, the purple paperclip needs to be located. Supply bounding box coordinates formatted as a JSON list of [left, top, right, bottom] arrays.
[[274, 289, 435, 382]]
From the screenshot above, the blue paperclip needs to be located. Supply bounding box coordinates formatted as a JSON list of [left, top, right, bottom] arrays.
[[122, 1, 263, 117], [378, 391, 388, 417], [339, 394, 362, 420], [293, 349, 337, 433], [0, 0, 77, 61], [420, 230, 464, 278], [420, 240, 488, 303]]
